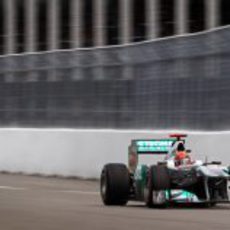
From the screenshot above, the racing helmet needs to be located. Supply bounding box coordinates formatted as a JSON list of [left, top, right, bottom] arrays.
[[177, 142, 185, 151], [175, 142, 187, 161]]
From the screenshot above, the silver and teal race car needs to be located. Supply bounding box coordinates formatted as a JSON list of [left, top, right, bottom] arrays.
[[100, 134, 230, 207]]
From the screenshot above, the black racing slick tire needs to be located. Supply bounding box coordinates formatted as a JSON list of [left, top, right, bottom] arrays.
[[145, 165, 170, 208], [144, 166, 154, 207], [100, 163, 130, 205], [151, 165, 170, 190]]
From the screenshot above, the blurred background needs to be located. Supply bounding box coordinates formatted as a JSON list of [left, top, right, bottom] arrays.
[[0, 0, 230, 130]]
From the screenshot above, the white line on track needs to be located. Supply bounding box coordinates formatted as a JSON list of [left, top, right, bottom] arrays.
[[0, 185, 99, 195], [0, 186, 26, 191], [57, 190, 99, 195]]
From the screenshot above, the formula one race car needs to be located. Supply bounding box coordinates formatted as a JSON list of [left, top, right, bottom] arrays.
[[100, 134, 230, 207]]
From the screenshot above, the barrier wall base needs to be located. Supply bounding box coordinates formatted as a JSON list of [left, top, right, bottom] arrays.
[[0, 129, 229, 178]]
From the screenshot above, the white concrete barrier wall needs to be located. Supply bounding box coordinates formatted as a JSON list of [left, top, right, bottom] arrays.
[[0, 129, 229, 179]]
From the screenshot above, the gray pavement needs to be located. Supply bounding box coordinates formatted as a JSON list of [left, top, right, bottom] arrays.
[[0, 173, 229, 230]]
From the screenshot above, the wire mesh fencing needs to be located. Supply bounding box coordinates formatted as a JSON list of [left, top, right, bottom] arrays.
[[0, 26, 230, 130]]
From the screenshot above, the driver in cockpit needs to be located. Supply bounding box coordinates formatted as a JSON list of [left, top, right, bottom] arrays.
[[174, 142, 192, 167]]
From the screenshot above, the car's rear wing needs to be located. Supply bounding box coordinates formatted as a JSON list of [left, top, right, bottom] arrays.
[[130, 139, 176, 154], [128, 139, 176, 172], [128, 136, 187, 172]]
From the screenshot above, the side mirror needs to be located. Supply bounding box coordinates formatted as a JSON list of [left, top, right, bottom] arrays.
[[203, 161, 222, 166], [211, 161, 222, 165], [158, 162, 167, 166]]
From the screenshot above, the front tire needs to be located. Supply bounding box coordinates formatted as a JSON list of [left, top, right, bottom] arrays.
[[100, 163, 130, 205], [151, 165, 170, 190], [145, 165, 170, 208]]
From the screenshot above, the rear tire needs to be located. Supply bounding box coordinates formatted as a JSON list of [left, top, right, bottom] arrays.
[[100, 163, 130, 205]]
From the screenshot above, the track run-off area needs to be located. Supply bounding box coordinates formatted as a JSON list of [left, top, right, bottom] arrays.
[[0, 173, 229, 230]]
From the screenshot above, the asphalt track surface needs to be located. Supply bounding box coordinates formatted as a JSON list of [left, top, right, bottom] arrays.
[[0, 174, 229, 230]]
